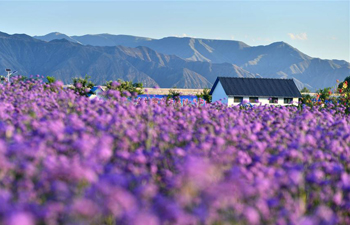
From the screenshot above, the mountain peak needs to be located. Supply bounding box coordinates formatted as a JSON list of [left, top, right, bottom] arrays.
[[34, 32, 81, 44], [52, 32, 64, 36], [12, 33, 33, 40], [268, 41, 292, 48], [0, 32, 35, 41]]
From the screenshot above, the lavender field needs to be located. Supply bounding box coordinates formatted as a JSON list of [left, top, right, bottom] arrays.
[[0, 79, 350, 225]]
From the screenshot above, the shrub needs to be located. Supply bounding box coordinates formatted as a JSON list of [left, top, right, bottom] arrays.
[[338, 76, 350, 93], [72, 75, 95, 96], [316, 87, 332, 102], [46, 76, 56, 84], [105, 79, 143, 97], [167, 88, 181, 102], [196, 88, 212, 103]]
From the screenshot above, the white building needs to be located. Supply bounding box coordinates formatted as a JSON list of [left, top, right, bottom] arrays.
[[87, 86, 105, 100], [210, 77, 302, 106]]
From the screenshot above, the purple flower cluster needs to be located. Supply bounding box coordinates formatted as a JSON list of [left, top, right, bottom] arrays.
[[0, 79, 350, 224]]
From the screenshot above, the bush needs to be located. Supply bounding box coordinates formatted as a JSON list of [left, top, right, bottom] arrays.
[[72, 75, 95, 96], [46, 76, 56, 84], [105, 79, 143, 97], [338, 76, 350, 93], [167, 89, 181, 102], [300, 94, 312, 105], [337, 77, 350, 113], [196, 88, 212, 103], [316, 87, 332, 102]]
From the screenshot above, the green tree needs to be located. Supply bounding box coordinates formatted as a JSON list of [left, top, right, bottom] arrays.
[[300, 87, 310, 93], [196, 88, 212, 103]]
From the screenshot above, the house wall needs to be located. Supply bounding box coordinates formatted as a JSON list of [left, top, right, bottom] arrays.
[[227, 97, 299, 106], [293, 98, 299, 105], [228, 97, 270, 106], [212, 81, 228, 104]]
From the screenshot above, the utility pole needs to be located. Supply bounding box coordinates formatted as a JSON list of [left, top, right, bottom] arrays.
[[5, 69, 17, 83]]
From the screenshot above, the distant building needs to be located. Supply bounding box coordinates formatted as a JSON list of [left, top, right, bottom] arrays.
[[88, 86, 104, 99], [209, 77, 302, 106]]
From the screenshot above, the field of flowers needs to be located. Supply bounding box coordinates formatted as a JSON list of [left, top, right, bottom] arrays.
[[0, 78, 350, 225]]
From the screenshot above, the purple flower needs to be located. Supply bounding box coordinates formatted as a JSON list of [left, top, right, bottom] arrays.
[[0, 78, 349, 224], [130, 211, 160, 225], [5, 212, 35, 225], [54, 80, 64, 87], [244, 207, 260, 225], [72, 198, 100, 218], [76, 82, 82, 88], [111, 81, 120, 87]]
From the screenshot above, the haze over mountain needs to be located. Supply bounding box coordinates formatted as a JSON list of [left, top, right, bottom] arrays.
[[0, 32, 257, 88], [34, 32, 350, 90]]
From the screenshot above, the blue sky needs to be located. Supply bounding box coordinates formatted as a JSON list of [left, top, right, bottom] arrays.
[[0, 0, 349, 61]]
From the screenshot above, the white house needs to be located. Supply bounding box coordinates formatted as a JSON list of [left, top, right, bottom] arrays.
[[210, 77, 302, 106]]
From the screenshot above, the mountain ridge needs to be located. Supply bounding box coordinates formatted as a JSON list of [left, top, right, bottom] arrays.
[[0, 32, 257, 88], [33, 32, 350, 90]]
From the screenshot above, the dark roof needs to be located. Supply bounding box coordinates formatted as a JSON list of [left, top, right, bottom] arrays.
[[87, 86, 104, 97], [90, 86, 103, 92], [210, 77, 302, 98]]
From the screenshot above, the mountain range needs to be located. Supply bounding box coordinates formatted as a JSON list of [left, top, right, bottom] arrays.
[[0, 32, 256, 88], [0, 31, 348, 90]]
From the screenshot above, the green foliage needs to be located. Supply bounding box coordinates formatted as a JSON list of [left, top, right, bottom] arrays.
[[105, 79, 143, 97], [0, 76, 5, 82], [72, 75, 96, 96], [337, 77, 350, 113], [300, 85, 341, 110], [167, 89, 181, 101], [133, 82, 143, 88], [316, 87, 332, 102], [196, 88, 212, 103], [300, 87, 310, 93], [46, 76, 56, 84], [300, 94, 312, 105], [338, 76, 350, 92]]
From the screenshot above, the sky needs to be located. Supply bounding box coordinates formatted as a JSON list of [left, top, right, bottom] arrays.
[[0, 0, 349, 61]]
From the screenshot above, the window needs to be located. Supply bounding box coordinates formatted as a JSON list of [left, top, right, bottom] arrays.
[[284, 98, 293, 104], [269, 97, 278, 104], [234, 97, 243, 103], [249, 97, 259, 103]]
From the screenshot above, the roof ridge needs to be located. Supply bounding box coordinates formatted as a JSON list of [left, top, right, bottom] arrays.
[[218, 76, 294, 81]]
